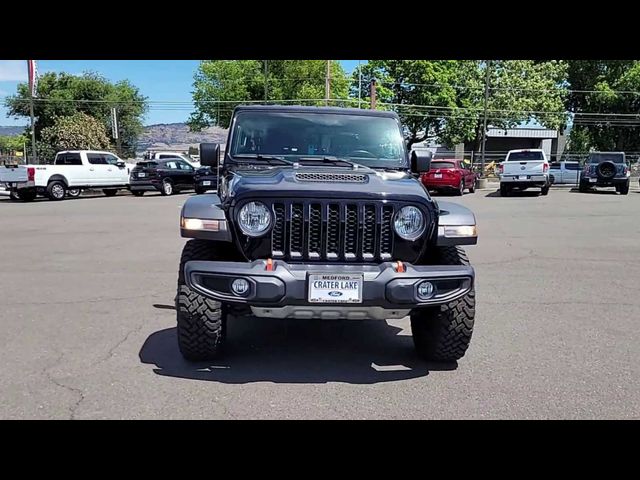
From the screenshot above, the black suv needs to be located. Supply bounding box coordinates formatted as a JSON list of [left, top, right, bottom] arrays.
[[129, 158, 196, 196], [175, 106, 479, 362], [579, 152, 631, 195], [194, 165, 218, 194]]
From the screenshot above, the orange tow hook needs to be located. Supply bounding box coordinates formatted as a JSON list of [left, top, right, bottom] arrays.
[[395, 260, 405, 273], [265, 258, 274, 271]]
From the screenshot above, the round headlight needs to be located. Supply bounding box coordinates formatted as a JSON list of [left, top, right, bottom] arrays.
[[238, 201, 272, 237], [394, 206, 425, 240]]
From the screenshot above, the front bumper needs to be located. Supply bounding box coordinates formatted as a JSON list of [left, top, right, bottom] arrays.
[[184, 259, 474, 310]]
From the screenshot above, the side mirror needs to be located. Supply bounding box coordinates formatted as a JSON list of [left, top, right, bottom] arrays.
[[115, 161, 126, 168], [411, 150, 432, 174], [200, 143, 220, 168]]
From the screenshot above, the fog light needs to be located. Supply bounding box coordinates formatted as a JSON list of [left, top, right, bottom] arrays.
[[231, 278, 250, 296], [417, 281, 435, 299]]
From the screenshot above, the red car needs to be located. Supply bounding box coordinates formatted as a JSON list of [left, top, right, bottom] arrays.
[[420, 159, 477, 195]]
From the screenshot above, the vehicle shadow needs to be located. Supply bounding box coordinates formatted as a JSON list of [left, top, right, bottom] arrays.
[[568, 188, 619, 195], [139, 315, 455, 384], [484, 190, 540, 198]]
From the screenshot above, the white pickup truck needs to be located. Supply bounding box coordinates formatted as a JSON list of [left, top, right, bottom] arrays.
[[0, 150, 134, 201], [498, 149, 551, 196]]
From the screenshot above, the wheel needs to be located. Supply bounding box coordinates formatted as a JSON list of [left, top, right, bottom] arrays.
[[541, 184, 550, 196], [14, 189, 37, 202], [161, 179, 173, 196], [176, 239, 227, 361], [195, 187, 206, 195], [468, 180, 476, 193], [66, 188, 81, 198], [9, 189, 20, 201], [578, 180, 589, 193], [103, 189, 118, 197], [46, 181, 66, 201], [131, 190, 145, 197], [618, 181, 629, 195], [455, 180, 464, 196], [499, 184, 510, 197], [410, 246, 476, 362]]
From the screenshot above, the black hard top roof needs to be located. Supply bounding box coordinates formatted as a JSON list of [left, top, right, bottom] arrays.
[[233, 104, 399, 119]]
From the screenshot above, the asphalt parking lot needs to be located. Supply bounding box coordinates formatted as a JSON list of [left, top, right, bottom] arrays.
[[1, 184, 639, 419]]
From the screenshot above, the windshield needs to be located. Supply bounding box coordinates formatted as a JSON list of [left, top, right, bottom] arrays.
[[588, 153, 625, 164], [431, 161, 456, 169], [506, 151, 544, 161], [229, 111, 407, 168]]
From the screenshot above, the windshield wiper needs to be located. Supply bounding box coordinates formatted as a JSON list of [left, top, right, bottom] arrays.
[[232, 154, 294, 166], [296, 156, 365, 169]]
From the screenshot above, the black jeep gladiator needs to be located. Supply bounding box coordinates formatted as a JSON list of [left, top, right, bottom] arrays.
[[176, 106, 478, 362], [579, 152, 631, 194]]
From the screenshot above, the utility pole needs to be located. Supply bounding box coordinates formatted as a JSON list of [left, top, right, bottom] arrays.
[[370, 79, 377, 109], [325, 60, 331, 106], [358, 60, 362, 108], [111, 107, 121, 155], [264, 60, 268, 103], [28, 97, 36, 165], [480, 60, 491, 177]]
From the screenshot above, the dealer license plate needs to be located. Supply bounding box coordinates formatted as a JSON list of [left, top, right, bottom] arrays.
[[434, 173, 442, 179], [202, 180, 211, 186], [308, 274, 363, 303]]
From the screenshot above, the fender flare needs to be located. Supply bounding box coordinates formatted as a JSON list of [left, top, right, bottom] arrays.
[[180, 194, 232, 242], [436, 201, 477, 246]]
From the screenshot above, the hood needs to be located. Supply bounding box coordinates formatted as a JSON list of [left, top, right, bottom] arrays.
[[227, 166, 431, 204]]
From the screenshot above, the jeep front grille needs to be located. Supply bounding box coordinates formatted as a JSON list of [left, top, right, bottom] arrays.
[[268, 200, 395, 262]]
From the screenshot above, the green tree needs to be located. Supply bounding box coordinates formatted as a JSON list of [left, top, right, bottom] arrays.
[[39, 112, 112, 161], [352, 60, 568, 150], [4, 72, 147, 157], [0, 134, 27, 155], [189, 60, 350, 129], [565, 60, 640, 152]]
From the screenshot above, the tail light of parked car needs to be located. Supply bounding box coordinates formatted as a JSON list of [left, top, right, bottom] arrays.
[[497, 164, 504, 174], [27, 167, 35, 182], [543, 163, 549, 173]]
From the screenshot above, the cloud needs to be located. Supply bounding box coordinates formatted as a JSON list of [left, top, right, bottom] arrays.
[[0, 60, 28, 81]]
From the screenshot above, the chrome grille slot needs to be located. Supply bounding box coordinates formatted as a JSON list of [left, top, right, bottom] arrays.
[[290, 204, 304, 259], [272, 204, 286, 257], [308, 204, 322, 259], [380, 205, 394, 259]]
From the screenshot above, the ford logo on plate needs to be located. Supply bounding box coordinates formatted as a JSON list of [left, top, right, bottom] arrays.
[[328, 291, 343, 297]]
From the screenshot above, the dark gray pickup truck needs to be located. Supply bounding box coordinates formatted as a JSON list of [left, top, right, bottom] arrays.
[[175, 105, 479, 363], [579, 152, 631, 195]]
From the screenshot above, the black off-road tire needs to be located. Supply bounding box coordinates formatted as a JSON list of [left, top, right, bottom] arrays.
[[579, 180, 589, 193], [47, 181, 66, 201], [103, 189, 118, 197], [499, 184, 510, 197], [618, 181, 630, 195], [540, 184, 550, 196], [176, 239, 226, 361], [131, 190, 145, 197], [411, 246, 476, 362]]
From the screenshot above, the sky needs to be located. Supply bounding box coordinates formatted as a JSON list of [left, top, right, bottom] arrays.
[[0, 60, 362, 127]]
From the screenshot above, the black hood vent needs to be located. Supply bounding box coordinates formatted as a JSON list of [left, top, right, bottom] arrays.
[[294, 172, 368, 183]]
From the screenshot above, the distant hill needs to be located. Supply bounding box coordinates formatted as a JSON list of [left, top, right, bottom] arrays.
[[1, 122, 228, 154], [0, 126, 27, 137], [137, 123, 228, 153]]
